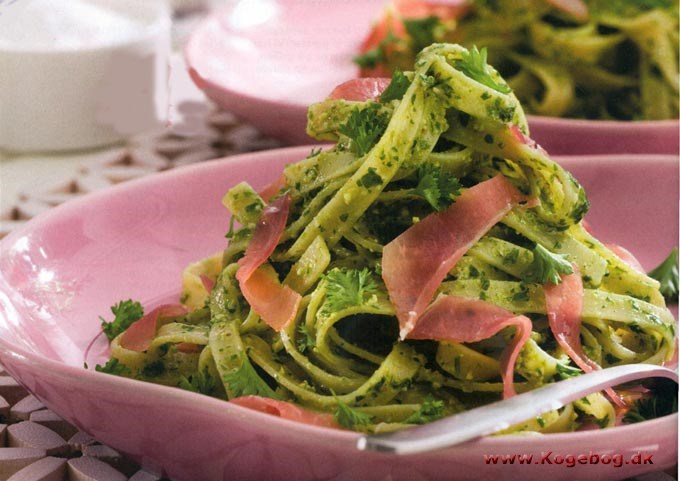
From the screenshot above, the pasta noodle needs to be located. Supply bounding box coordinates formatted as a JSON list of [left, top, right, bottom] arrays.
[[100, 43, 676, 433]]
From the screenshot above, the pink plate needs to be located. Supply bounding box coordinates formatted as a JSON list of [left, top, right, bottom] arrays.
[[0, 147, 677, 481], [185, 0, 679, 154]]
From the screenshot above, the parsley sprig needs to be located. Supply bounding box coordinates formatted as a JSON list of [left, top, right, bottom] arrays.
[[455, 46, 511, 94], [179, 369, 216, 396], [100, 299, 144, 341], [648, 247, 678, 303], [380, 70, 410, 103], [404, 396, 445, 424], [95, 358, 131, 376], [322, 268, 379, 313], [334, 397, 374, 429], [338, 104, 389, 156], [414, 164, 461, 212], [223, 353, 279, 399], [525, 244, 574, 285]]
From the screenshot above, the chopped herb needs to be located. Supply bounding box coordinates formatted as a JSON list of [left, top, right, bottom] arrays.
[[556, 362, 582, 379], [414, 164, 461, 212], [334, 397, 374, 429], [179, 369, 216, 395], [142, 360, 165, 378], [358, 167, 384, 189], [525, 244, 573, 285], [223, 354, 278, 399], [323, 268, 378, 313], [95, 358, 131, 376], [100, 299, 144, 341], [380, 70, 410, 103], [297, 325, 316, 353], [648, 247, 678, 302], [454, 46, 511, 94], [338, 104, 389, 156], [404, 396, 445, 424]]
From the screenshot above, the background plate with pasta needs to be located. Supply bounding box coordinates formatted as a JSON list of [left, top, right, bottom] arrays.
[[185, 0, 679, 153]]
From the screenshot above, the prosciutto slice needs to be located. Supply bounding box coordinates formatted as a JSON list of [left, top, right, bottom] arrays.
[[120, 304, 188, 352], [407, 296, 532, 398], [230, 396, 339, 429], [545, 268, 624, 405], [236, 194, 301, 331], [382, 175, 528, 338], [327, 78, 392, 101]]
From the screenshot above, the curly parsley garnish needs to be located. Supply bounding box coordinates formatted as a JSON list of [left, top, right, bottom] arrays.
[[380, 70, 410, 103], [323, 268, 379, 313], [95, 358, 131, 376], [334, 397, 374, 429], [414, 164, 461, 212], [223, 353, 279, 399], [648, 247, 678, 303], [404, 396, 445, 424], [297, 325, 316, 353], [338, 104, 389, 156], [100, 299, 143, 341], [179, 369, 216, 396], [455, 46, 511, 94], [525, 244, 574, 285]]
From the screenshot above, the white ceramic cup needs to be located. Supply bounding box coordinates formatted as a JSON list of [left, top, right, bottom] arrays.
[[0, 0, 171, 153]]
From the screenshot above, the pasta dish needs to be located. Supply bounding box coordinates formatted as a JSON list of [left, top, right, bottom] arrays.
[[96, 43, 677, 433]]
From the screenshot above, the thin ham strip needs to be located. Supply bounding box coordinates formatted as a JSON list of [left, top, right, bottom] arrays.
[[382, 175, 528, 338], [545, 268, 624, 406], [236, 194, 301, 330], [258, 174, 287, 203], [239, 265, 302, 331], [120, 304, 188, 352], [327, 78, 392, 101], [230, 396, 339, 429], [237, 194, 291, 280], [407, 296, 532, 398]]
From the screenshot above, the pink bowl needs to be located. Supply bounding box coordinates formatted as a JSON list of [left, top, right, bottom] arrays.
[[0, 147, 677, 481], [184, 0, 680, 154]]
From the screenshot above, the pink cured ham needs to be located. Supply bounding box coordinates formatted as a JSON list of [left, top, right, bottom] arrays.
[[327, 78, 391, 101], [545, 0, 589, 21], [120, 304, 189, 352], [544, 268, 624, 405], [407, 296, 532, 398], [239, 265, 302, 331], [230, 396, 339, 429], [258, 174, 287, 203], [382, 175, 528, 338], [236, 194, 301, 330]]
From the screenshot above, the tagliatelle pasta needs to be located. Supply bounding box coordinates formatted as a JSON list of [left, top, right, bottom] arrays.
[[354, 0, 679, 121], [98, 43, 676, 433]]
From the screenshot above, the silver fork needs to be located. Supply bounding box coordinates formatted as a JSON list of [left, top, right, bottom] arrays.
[[357, 363, 678, 454]]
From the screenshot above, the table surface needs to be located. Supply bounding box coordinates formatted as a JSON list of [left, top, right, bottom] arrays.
[[0, 4, 677, 481]]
